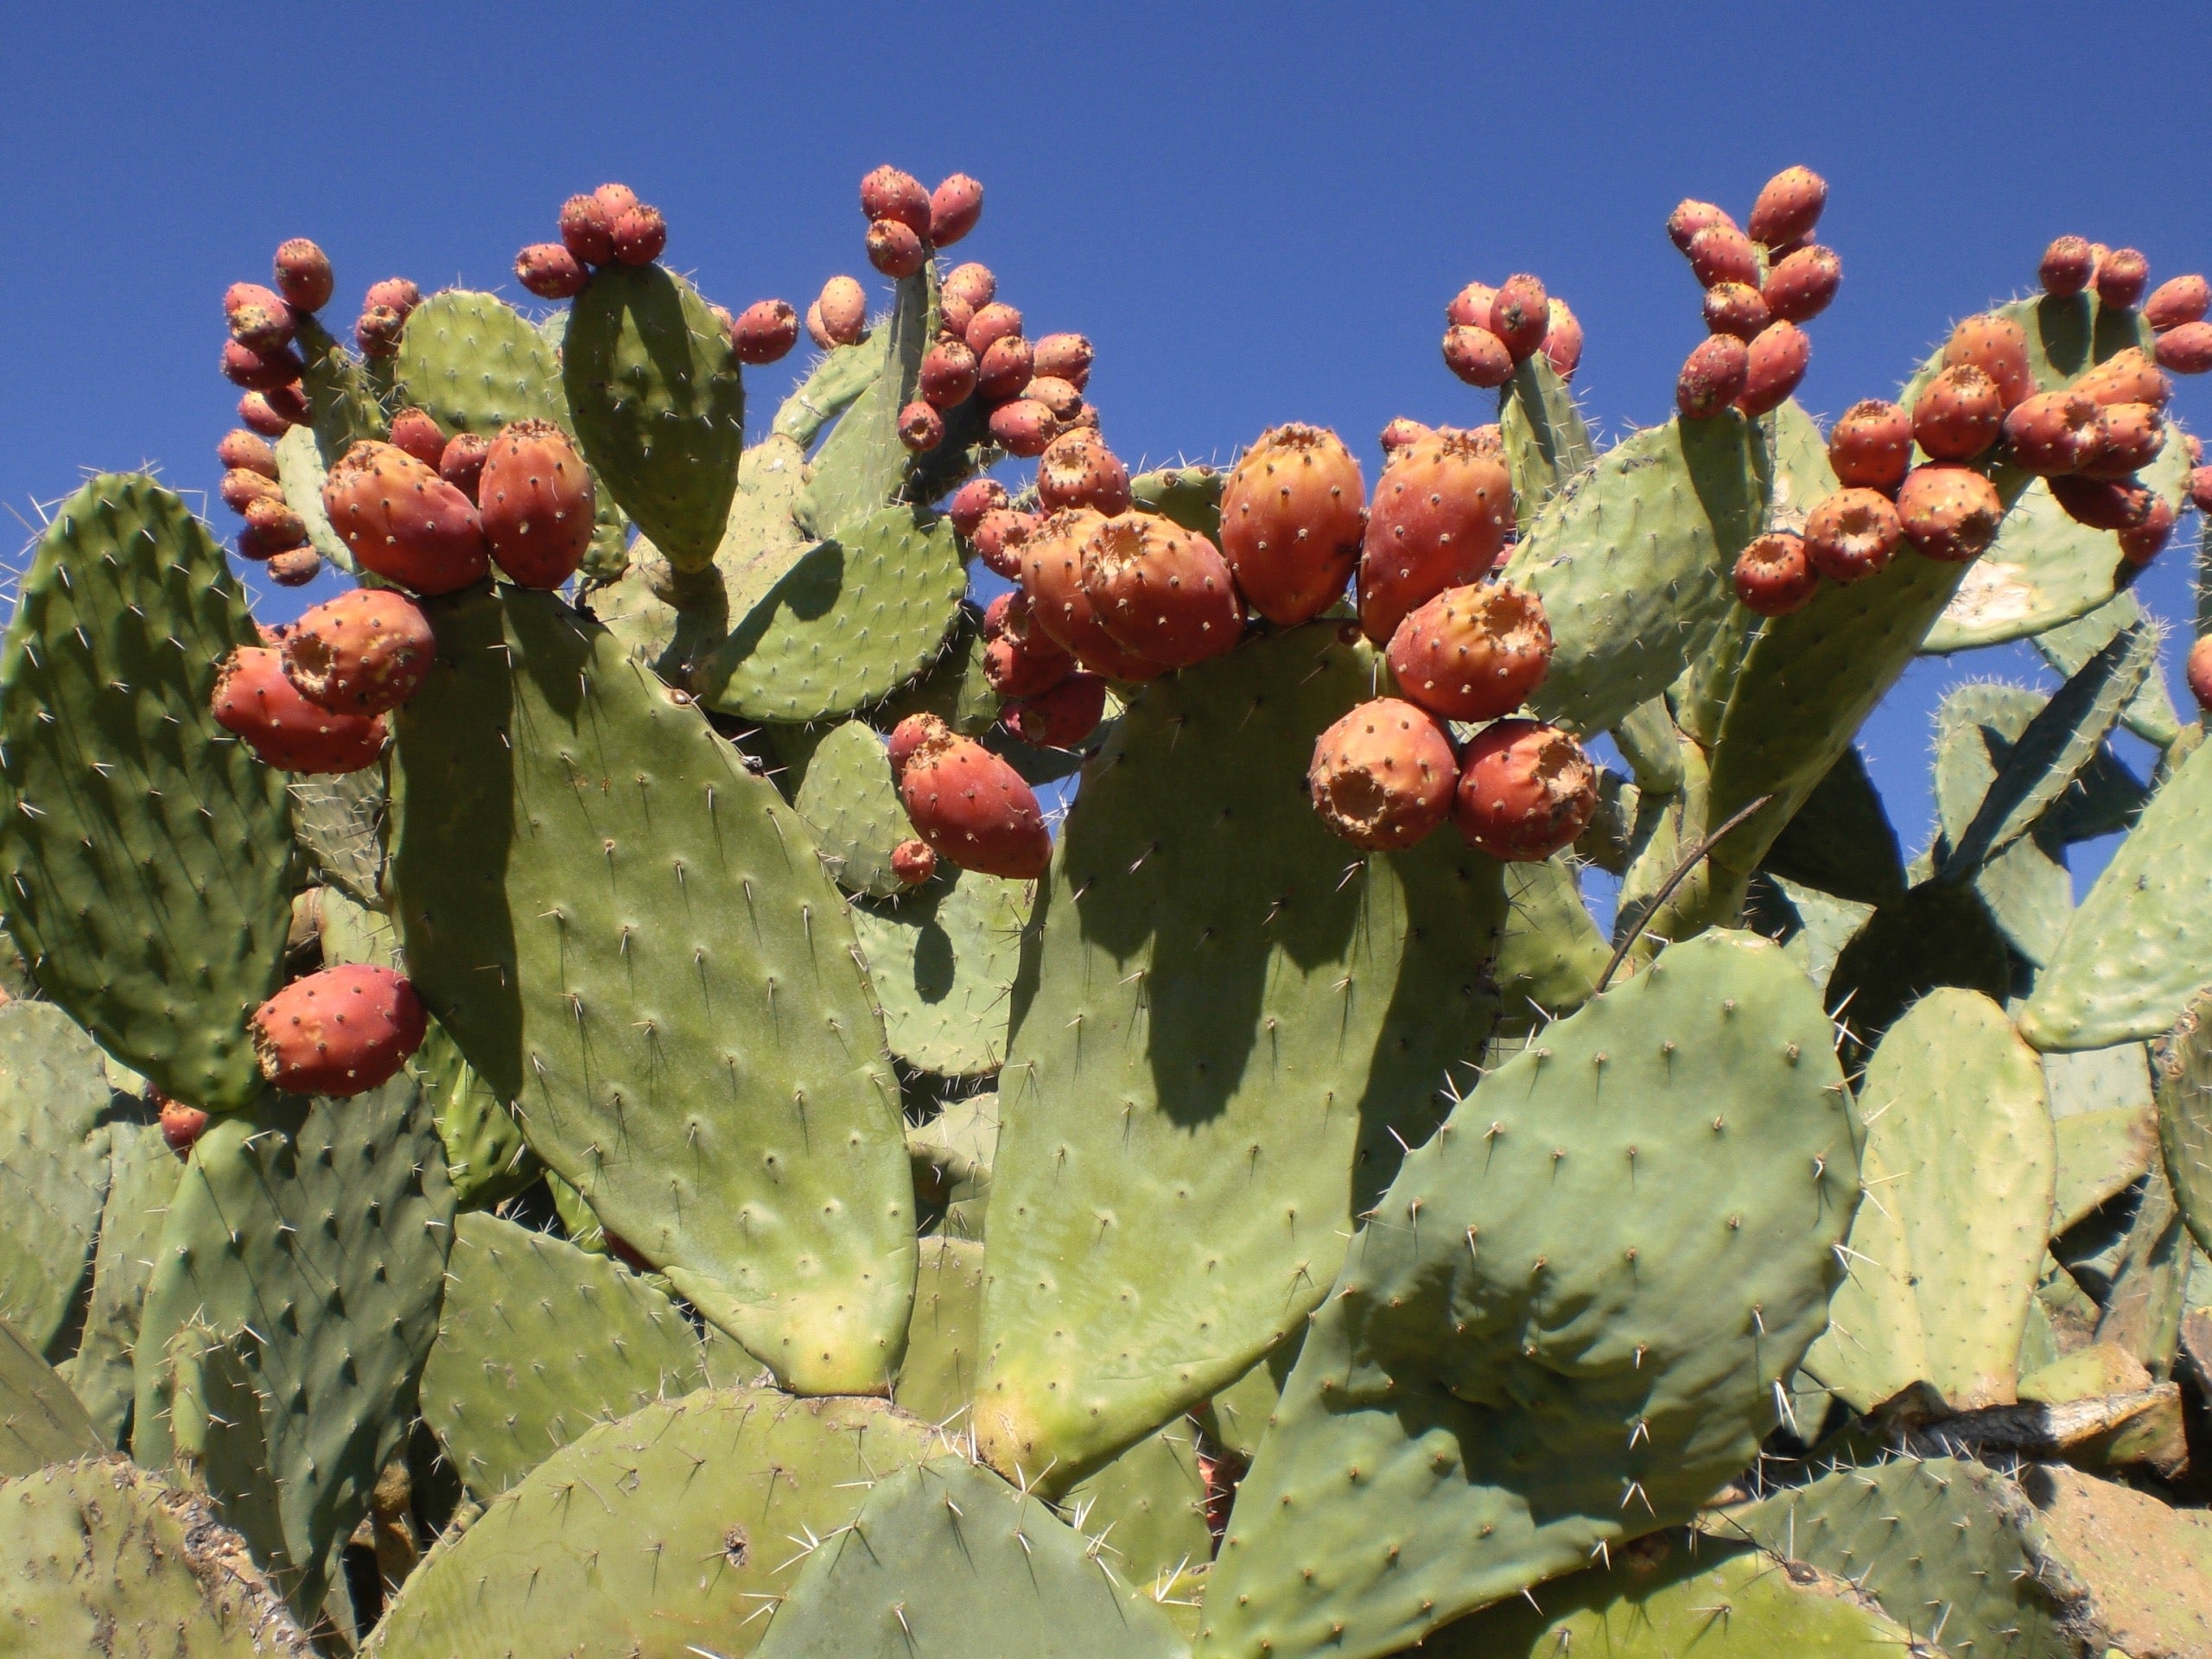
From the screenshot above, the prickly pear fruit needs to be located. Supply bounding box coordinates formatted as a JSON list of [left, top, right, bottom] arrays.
[[282, 588, 435, 715], [365, 277, 421, 318], [897, 400, 944, 453], [729, 298, 798, 365], [1732, 529, 1820, 614], [976, 334, 1033, 404], [1828, 399, 1913, 492], [515, 242, 588, 299], [1020, 508, 1164, 680], [1079, 512, 1244, 668], [1702, 283, 1770, 340], [2095, 247, 2148, 308], [1446, 282, 1497, 327], [1307, 698, 1458, 850], [938, 293, 974, 340], [1541, 300, 1584, 378], [1219, 423, 1367, 626], [1677, 334, 1750, 419], [2155, 322, 2212, 374], [1912, 365, 2004, 460], [804, 302, 834, 350], [2074, 347, 2170, 410], [1024, 377, 1083, 423], [949, 478, 1009, 540], [1666, 200, 1738, 253], [2146, 274, 2209, 331], [860, 166, 931, 235], [475, 420, 596, 588], [2187, 636, 2212, 712], [220, 468, 284, 515], [1762, 245, 1841, 323], [2050, 474, 2153, 531], [892, 714, 1053, 880], [1688, 225, 1759, 289], [1006, 671, 1106, 749], [982, 593, 1077, 699], [213, 646, 387, 773], [1358, 429, 1513, 644], [560, 194, 615, 265], [817, 276, 868, 347], [2193, 465, 2212, 512], [2041, 236, 2096, 297], [2117, 495, 2175, 564], [1442, 325, 1514, 388], [224, 282, 296, 353], [1749, 165, 1827, 247], [157, 1095, 209, 1154], [1385, 580, 1552, 722], [266, 549, 321, 587], [988, 398, 1055, 458], [437, 432, 488, 503], [610, 203, 666, 264], [2003, 390, 2099, 475], [971, 508, 1036, 579], [891, 839, 938, 887], [867, 219, 926, 279], [1036, 429, 1131, 516], [1897, 464, 2004, 562], [1453, 718, 1598, 861], [918, 339, 978, 410], [242, 496, 308, 548], [944, 262, 995, 310], [1032, 333, 1092, 390], [222, 338, 304, 391], [217, 429, 277, 477], [1488, 275, 1549, 361], [1805, 488, 1904, 582], [1737, 321, 1810, 416], [238, 391, 294, 437], [355, 304, 405, 359], [320, 440, 491, 595], [390, 408, 447, 470], [273, 238, 333, 313], [1379, 417, 1434, 456], [251, 964, 426, 1096], [1941, 314, 2033, 411], [929, 174, 984, 245], [232, 526, 289, 563], [2079, 402, 2166, 480]]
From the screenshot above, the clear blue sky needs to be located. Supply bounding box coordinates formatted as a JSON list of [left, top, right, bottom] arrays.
[[3, 2, 2206, 887]]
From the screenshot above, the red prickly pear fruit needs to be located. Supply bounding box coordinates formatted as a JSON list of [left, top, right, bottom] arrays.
[[1732, 530, 1821, 614], [1307, 698, 1458, 851], [2049, 474, 2153, 532], [222, 338, 305, 391], [966, 302, 1025, 359], [1748, 165, 1828, 249], [438, 432, 489, 502], [1688, 225, 1759, 289], [1487, 275, 1550, 362], [266, 549, 322, 588], [1358, 429, 1513, 645], [1736, 322, 1810, 417], [988, 398, 1056, 459], [893, 714, 1053, 880], [233, 526, 287, 563], [1667, 200, 1738, 254], [1078, 512, 1244, 668], [976, 335, 1033, 404], [1911, 365, 2005, 461], [1220, 423, 1367, 627], [1703, 283, 1770, 340], [981, 592, 1019, 640], [817, 276, 868, 347], [929, 174, 984, 245], [1024, 376, 1083, 423], [1452, 718, 1598, 862], [1019, 509, 1165, 681], [1032, 334, 1093, 391], [251, 964, 426, 1096], [2003, 390, 2101, 475], [364, 278, 420, 318], [2116, 495, 2176, 565], [1943, 314, 2035, 410], [1540, 300, 1584, 379], [2040, 236, 2096, 298], [949, 479, 1009, 540], [866, 218, 926, 279], [560, 194, 616, 265], [1007, 672, 1107, 750], [804, 302, 835, 350], [2192, 464, 2212, 512], [2094, 248, 2148, 309], [273, 238, 334, 314], [897, 400, 944, 453], [944, 263, 996, 310], [480, 420, 596, 588], [238, 392, 294, 438], [1441, 325, 1513, 388], [1804, 488, 1904, 582], [860, 166, 931, 235], [2187, 636, 2212, 713], [217, 429, 278, 477], [731, 299, 799, 365], [609, 204, 666, 265], [890, 838, 938, 887], [263, 383, 311, 426], [982, 594, 1077, 698], [2145, 275, 2210, 333], [1379, 417, 1434, 456], [213, 646, 387, 772], [2074, 347, 2171, 410], [282, 588, 435, 715], [2155, 323, 2212, 375], [1762, 245, 1842, 324], [1385, 580, 1553, 722], [389, 408, 447, 470], [937, 293, 975, 343], [1676, 334, 1750, 419], [515, 242, 588, 300], [1897, 465, 2005, 562], [321, 441, 491, 595], [242, 495, 308, 548], [220, 468, 285, 515], [2078, 402, 2165, 481], [157, 1095, 209, 1155], [1038, 429, 1133, 515], [971, 508, 1037, 579], [225, 282, 296, 353], [355, 305, 406, 359], [590, 182, 639, 220], [1828, 400, 1914, 493], [1446, 282, 1497, 328]]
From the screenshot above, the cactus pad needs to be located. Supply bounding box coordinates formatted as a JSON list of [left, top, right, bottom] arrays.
[[1497, 353, 1594, 516], [394, 289, 564, 435], [895, 1236, 986, 1428], [2160, 988, 2212, 1260], [785, 719, 909, 897], [0, 1317, 99, 1474], [59, 1118, 181, 1446], [287, 766, 385, 911], [409, 1018, 537, 1209], [795, 268, 928, 541], [272, 424, 361, 577], [0, 1001, 113, 1355], [1128, 465, 1224, 540], [849, 870, 1027, 1077], [291, 314, 386, 458]]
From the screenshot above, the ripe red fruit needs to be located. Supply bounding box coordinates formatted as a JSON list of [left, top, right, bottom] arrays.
[[1442, 325, 1513, 388], [976, 335, 1033, 403], [982, 593, 1077, 698], [937, 294, 974, 344], [1488, 275, 1550, 362], [1019, 509, 1164, 680], [479, 420, 596, 587], [238, 392, 294, 438], [1452, 719, 1598, 861], [1032, 333, 1093, 391], [929, 175, 984, 245], [273, 238, 334, 314], [222, 338, 305, 391], [944, 263, 996, 311], [1078, 513, 1243, 669], [2003, 390, 2100, 475], [213, 646, 388, 773], [2074, 347, 2171, 410], [892, 713, 1052, 880], [1385, 581, 1552, 721], [2116, 496, 2175, 565], [1897, 465, 2005, 562], [1219, 424, 1366, 627], [1307, 698, 1458, 851], [2078, 402, 2166, 481], [282, 588, 435, 715], [1379, 418, 1434, 456], [1666, 200, 1738, 253], [365, 277, 420, 318], [966, 302, 1025, 359], [515, 243, 588, 300], [389, 408, 447, 470], [817, 276, 868, 346], [866, 219, 925, 279], [251, 964, 426, 1096], [897, 401, 944, 453], [157, 1096, 209, 1155], [1804, 490, 1904, 582], [2095, 248, 2149, 308], [2193, 466, 2212, 513], [2040, 237, 2096, 298], [355, 305, 406, 359], [2155, 323, 2212, 375], [988, 398, 1055, 458], [1737, 322, 1811, 417], [1025, 377, 1083, 423], [1828, 400, 1913, 492], [1446, 282, 1498, 327], [1006, 673, 1107, 749], [1358, 429, 1515, 645], [1911, 365, 2004, 461], [1038, 429, 1133, 516], [1677, 334, 1750, 419], [1762, 245, 1842, 324], [1749, 166, 1828, 248], [1688, 225, 1759, 289], [1732, 531, 1820, 614], [560, 194, 616, 266], [2187, 637, 2212, 713], [2145, 275, 2211, 333], [890, 839, 938, 887], [2049, 474, 2152, 532], [610, 205, 666, 265], [860, 166, 931, 235], [918, 339, 978, 408], [803, 301, 832, 350], [729, 299, 798, 365], [217, 429, 278, 477], [233, 527, 286, 563], [225, 283, 296, 353], [949, 479, 1009, 540], [1703, 283, 1770, 340], [1541, 301, 1585, 379], [971, 508, 1036, 579], [266, 550, 322, 588], [321, 441, 491, 595], [1943, 315, 2034, 410], [242, 496, 308, 548], [220, 468, 284, 515], [438, 433, 489, 502]]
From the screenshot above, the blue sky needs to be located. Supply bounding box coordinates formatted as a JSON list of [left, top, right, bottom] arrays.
[[3, 2, 2206, 888]]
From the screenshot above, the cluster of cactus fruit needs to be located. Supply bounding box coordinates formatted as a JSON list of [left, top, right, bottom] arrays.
[[3, 156, 2212, 1657]]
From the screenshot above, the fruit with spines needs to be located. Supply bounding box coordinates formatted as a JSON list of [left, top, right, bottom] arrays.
[[320, 439, 490, 594], [223, 281, 295, 352], [1762, 244, 1841, 321], [2145, 272, 2209, 330], [893, 713, 1053, 879], [2189, 637, 2212, 711], [2050, 473, 2152, 531], [1733, 527, 1820, 613], [861, 163, 931, 232], [892, 838, 937, 885], [975, 332, 1032, 401], [1540, 299, 1583, 378], [987, 396, 1054, 456], [2074, 346, 2170, 409], [1898, 463, 2004, 561], [1945, 311, 2035, 408], [608, 201, 666, 264], [948, 476, 1007, 538], [2156, 321, 2212, 372], [438, 429, 487, 499], [867, 217, 925, 278], [240, 494, 306, 547], [817, 274, 868, 345], [1385, 580, 1551, 721], [1687, 224, 1758, 288], [2042, 234, 2096, 296], [1665, 199, 1736, 251], [1452, 717, 1596, 861], [1912, 364, 2005, 459], [1023, 373, 1081, 422], [158, 1096, 208, 1154], [2095, 245, 2148, 308], [1749, 163, 1827, 246], [219, 466, 283, 514], [251, 963, 426, 1095], [389, 405, 446, 468], [1079, 511, 1243, 668], [2116, 493, 2174, 563], [237, 390, 293, 435], [213, 646, 388, 772], [1032, 330, 1091, 387], [1006, 671, 1106, 748], [477, 419, 597, 585], [1702, 281, 1770, 339], [1676, 333, 1748, 417], [730, 297, 798, 364], [2079, 400, 2165, 480], [1446, 281, 1497, 326], [918, 337, 977, 407], [264, 548, 320, 586], [981, 593, 1076, 699], [2004, 388, 2100, 474], [1487, 274, 1549, 361], [1442, 323, 1513, 386], [897, 399, 944, 451], [221, 336, 303, 391], [282, 587, 435, 714], [1037, 427, 1131, 515], [944, 260, 995, 309], [971, 505, 1034, 577], [1358, 427, 1514, 644], [1379, 416, 1433, 454], [929, 172, 983, 243], [1805, 486, 1904, 582], [1737, 321, 1810, 416], [514, 241, 587, 298], [273, 236, 332, 311], [1306, 696, 1458, 849]]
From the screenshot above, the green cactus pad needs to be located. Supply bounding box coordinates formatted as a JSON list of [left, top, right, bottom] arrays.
[[752, 1456, 1186, 1659], [1759, 746, 1906, 908], [1061, 1422, 1213, 1612], [58, 1118, 180, 1446], [849, 870, 1027, 1077], [2018, 735, 2212, 1051], [563, 264, 744, 570], [1491, 854, 1607, 1025], [1802, 989, 2053, 1415], [2037, 590, 2186, 750], [0, 476, 292, 1109], [287, 766, 385, 911], [909, 1092, 996, 1241], [696, 505, 967, 723], [1823, 877, 2013, 1058], [131, 1073, 453, 1623], [1196, 930, 1856, 1659], [1501, 412, 1770, 737], [895, 1236, 986, 1429], [394, 289, 563, 436], [0, 1315, 99, 1474], [0, 1455, 312, 1656], [774, 339, 886, 449], [1128, 465, 1224, 540], [2091, 1161, 2185, 1372], [0, 1001, 113, 1355], [372, 1387, 948, 1659], [976, 625, 1507, 1488], [291, 314, 387, 459], [419, 1211, 715, 1501], [1498, 353, 1594, 518], [409, 1017, 537, 1209], [2027, 1462, 2212, 1656], [2161, 988, 2212, 1260], [785, 719, 908, 897], [795, 268, 929, 541], [315, 881, 397, 968], [2055, 1115, 2157, 1238], [390, 584, 914, 1395], [271, 424, 361, 577], [875, 611, 1004, 739]]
